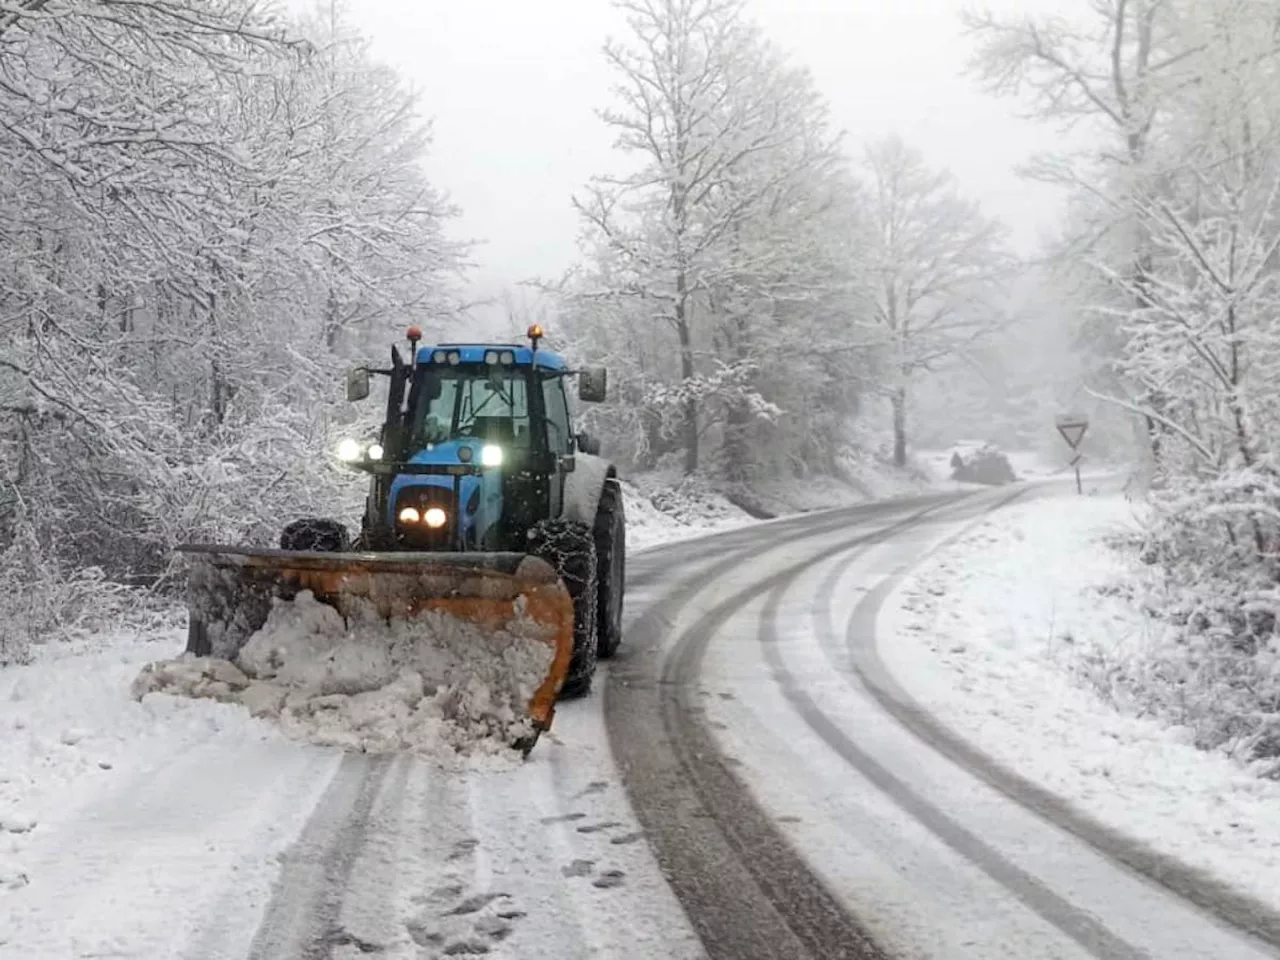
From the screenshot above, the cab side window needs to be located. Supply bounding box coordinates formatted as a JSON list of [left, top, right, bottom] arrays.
[[542, 375, 571, 456]]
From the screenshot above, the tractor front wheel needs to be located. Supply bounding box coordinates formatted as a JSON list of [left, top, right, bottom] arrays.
[[527, 518, 598, 699], [279, 518, 350, 552]]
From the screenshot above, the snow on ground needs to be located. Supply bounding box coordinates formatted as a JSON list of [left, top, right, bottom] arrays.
[[622, 448, 934, 552], [880, 491, 1280, 913], [622, 475, 757, 552], [134, 591, 555, 762], [0, 626, 341, 956], [0, 459, 940, 956]]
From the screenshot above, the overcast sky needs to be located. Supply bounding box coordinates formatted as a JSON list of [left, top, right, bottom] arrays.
[[321, 0, 1074, 325]]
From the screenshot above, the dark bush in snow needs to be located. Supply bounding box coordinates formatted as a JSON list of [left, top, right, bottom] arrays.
[[949, 444, 1017, 486]]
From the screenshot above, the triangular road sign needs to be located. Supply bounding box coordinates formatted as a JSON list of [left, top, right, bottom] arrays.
[[1055, 413, 1089, 450]]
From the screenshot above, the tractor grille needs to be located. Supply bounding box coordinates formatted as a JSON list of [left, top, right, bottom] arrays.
[[394, 484, 457, 550]]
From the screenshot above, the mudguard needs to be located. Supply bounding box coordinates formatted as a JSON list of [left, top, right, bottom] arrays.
[[562, 452, 617, 526]]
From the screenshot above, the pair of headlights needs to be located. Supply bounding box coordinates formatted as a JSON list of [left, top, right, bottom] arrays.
[[399, 505, 447, 528], [337, 438, 381, 462], [335, 440, 504, 467]]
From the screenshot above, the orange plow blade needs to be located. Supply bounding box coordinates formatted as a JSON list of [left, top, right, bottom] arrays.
[[176, 546, 575, 754]]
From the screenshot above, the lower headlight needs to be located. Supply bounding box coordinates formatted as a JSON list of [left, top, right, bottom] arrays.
[[481, 444, 503, 467], [367, 443, 384, 460], [398, 506, 420, 523], [423, 507, 447, 528], [337, 438, 361, 461]]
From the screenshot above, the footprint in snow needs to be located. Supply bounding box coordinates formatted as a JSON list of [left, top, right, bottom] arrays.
[[609, 830, 645, 846], [0, 815, 36, 835], [575, 820, 623, 834], [574, 779, 609, 798], [0, 868, 29, 891], [540, 811, 586, 825], [562, 859, 627, 890], [592, 868, 627, 890], [406, 887, 525, 956], [446, 838, 479, 861], [322, 928, 384, 954], [447, 892, 508, 916]]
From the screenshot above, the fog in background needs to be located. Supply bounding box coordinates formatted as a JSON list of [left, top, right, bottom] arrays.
[[333, 0, 1076, 328]]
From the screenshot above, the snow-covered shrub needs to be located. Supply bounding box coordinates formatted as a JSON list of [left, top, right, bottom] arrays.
[[949, 443, 1017, 485], [0, 525, 173, 665], [1075, 470, 1280, 775]]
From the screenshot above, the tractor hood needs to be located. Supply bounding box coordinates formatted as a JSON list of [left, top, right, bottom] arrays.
[[386, 439, 504, 543], [406, 437, 489, 468]]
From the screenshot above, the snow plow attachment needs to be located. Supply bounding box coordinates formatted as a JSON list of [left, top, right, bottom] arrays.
[[175, 545, 576, 754]]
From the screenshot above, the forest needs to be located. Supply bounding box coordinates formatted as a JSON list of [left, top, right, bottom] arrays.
[[2, 0, 1279, 761]]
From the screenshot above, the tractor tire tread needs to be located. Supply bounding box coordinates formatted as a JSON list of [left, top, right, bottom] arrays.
[[527, 517, 598, 699], [593, 481, 625, 659], [279, 517, 350, 552]]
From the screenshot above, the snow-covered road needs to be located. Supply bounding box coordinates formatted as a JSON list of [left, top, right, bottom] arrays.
[[609, 484, 1280, 960], [5, 482, 1280, 958]]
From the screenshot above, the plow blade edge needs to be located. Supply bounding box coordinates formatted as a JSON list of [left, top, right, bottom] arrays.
[[175, 545, 576, 743]]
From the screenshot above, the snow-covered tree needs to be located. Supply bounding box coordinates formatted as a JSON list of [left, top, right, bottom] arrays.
[[859, 135, 1010, 467], [968, 0, 1280, 768], [0, 0, 466, 660], [562, 0, 873, 480]]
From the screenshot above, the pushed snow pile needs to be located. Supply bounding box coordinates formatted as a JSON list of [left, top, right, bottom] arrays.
[[131, 591, 554, 760]]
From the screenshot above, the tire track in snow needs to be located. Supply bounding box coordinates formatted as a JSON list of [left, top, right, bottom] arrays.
[[757, 535, 1151, 960], [843, 487, 1280, 952], [609, 494, 977, 959], [246, 753, 397, 959]]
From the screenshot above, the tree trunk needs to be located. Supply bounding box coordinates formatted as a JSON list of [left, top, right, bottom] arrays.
[[892, 385, 907, 468], [676, 273, 697, 475], [722, 313, 753, 483]]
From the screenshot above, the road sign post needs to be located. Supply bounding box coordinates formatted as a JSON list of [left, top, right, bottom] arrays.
[[1055, 413, 1090, 494]]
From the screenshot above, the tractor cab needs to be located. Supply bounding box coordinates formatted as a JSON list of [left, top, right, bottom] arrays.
[[340, 325, 607, 553]]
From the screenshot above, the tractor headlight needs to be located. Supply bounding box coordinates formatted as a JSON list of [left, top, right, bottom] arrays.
[[481, 444, 503, 467], [367, 443, 384, 461], [337, 438, 361, 462], [423, 506, 448, 528], [398, 506, 420, 524]]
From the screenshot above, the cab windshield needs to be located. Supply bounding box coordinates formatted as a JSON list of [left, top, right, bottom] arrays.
[[410, 365, 532, 451]]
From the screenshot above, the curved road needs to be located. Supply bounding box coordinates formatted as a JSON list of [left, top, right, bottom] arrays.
[[607, 483, 1280, 960], [20, 485, 1280, 959]]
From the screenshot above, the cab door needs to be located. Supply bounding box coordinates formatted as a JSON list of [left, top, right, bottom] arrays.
[[541, 373, 573, 517]]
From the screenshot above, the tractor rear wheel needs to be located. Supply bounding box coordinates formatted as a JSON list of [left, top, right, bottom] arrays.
[[279, 518, 350, 552], [594, 482, 625, 659], [527, 518, 598, 699]]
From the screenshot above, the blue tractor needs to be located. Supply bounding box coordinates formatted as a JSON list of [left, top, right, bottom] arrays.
[[178, 325, 624, 749]]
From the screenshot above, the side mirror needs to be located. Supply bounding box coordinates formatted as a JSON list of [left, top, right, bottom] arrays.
[[345, 365, 370, 402], [576, 431, 601, 456], [578, 366, 607, 403]]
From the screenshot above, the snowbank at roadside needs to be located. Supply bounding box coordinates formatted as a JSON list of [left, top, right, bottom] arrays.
[[880, 493, 1280, 913], [622, 475, 757, 552], [621, 450, 934, 552]]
